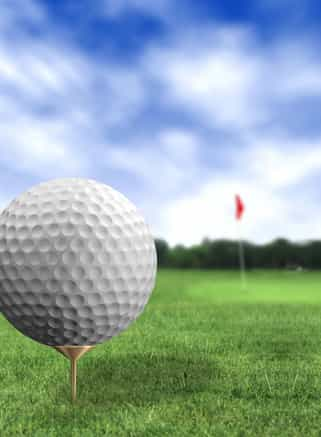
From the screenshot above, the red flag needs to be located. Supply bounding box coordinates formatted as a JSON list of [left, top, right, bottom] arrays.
[[235, 194, 244, 220]]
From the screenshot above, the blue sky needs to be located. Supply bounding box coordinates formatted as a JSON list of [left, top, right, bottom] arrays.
[[1, 0, 321, 246]]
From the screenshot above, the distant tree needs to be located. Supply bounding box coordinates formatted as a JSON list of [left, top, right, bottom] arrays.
[[154, 236, 321, 269], [154, 239, 170, 267], [269, 238, 292, 268], [169, 244, 191, 268], [304, 240, 321, 269]]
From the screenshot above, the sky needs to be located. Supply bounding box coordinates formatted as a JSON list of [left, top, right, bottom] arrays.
[[1, 0, 321, 246]]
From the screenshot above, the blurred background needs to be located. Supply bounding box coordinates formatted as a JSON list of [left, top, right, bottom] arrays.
[[3, 4, 321, 434], [1, 0, 321, 253]]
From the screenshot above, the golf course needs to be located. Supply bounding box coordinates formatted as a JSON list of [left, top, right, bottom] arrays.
[[1, 269, 321, 435]]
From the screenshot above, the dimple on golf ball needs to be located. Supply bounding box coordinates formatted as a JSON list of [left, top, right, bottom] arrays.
[[0, 178, 157, 346]]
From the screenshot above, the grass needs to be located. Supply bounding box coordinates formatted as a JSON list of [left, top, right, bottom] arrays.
[[1, 269, 321, 435]]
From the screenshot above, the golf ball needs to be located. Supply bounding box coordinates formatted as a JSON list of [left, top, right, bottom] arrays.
[[0, 178, 157, 346]]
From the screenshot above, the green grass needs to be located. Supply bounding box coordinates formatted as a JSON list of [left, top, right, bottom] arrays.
[[1, 269, 321, 436]]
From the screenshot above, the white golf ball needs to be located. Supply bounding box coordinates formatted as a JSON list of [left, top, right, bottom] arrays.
[[0, 178, 157, 345]]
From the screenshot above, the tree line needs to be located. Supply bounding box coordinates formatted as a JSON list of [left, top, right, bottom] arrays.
[[155, 238, 321, 269]]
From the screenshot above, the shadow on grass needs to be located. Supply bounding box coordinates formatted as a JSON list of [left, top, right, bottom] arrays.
[[54, 351, 220, 406]]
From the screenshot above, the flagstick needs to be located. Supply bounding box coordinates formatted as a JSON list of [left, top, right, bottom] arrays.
[[237, 220, 247, 291]]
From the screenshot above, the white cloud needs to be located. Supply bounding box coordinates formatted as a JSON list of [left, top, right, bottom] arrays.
[[103, 0, 170, 18], [0, 42, 89, 176], [0, 5, 147, 179], [160, 178, 288, 246], [107, 128, 200, 193], [145, 27, 321, 131], [0, 0, 45, 31], [0, 115, 88, 176], [1, 2, 321, 245], [103, 27, 321, 244], [268, 41, 321, 98], [144, 27, 266, 129], [159, 134, 321, 246], [245, 135, 321, 188]]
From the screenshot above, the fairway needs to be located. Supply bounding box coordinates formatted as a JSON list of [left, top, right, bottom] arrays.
[[1, 270, 321, 436]]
